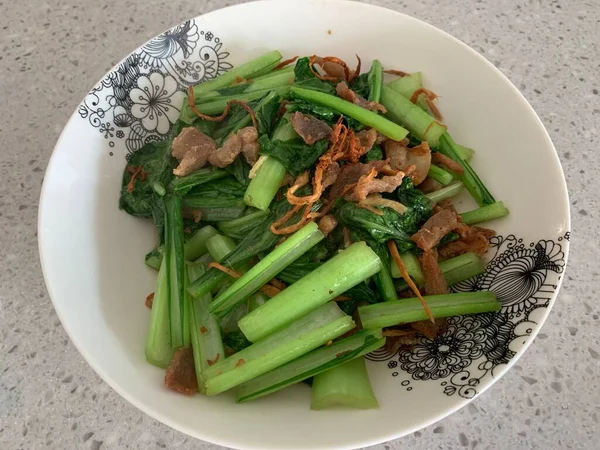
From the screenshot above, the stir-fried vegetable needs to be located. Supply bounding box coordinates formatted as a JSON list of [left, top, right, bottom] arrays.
[[238, 242, 382, 342], [119, 51, 509, 409]]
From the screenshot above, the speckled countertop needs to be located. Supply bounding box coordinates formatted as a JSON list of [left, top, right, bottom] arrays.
[[0, 0, 598, 449]]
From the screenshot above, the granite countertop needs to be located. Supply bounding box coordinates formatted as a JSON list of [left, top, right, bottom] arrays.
[[1, 0, 598, 449]]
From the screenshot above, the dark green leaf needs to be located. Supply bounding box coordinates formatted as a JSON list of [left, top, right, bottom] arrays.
[[184, 177, 244, 198], [119, 140, 174, 238], [183, 177, 244, 209], [254, 91, 282, 136], [224, 157, 252, 188], [395, 177, 433, 227], [258, 134, 329, 176], [294, 57, 316, 82], [171, 167, 229, 196], [351, 73, 370, 98], [363, 144, 383, 162], [223, 331, 252, 353], [286, 100, 339, 125], [293, 57, 336, 95], [334, 183, 433, 253]]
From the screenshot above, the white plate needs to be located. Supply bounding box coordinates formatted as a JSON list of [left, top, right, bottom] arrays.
[[38, 1, 570, 449]]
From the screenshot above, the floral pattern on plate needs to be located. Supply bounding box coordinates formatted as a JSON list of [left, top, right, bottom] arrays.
[[77, 20, 231, 153], [367, 232, 568, 398]]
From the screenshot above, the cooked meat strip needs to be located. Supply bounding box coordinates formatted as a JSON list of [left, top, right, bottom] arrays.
[[347, 170, 405, 202], [411, 208, 459, 251], [384, 140, 431, 185], [438, 225, 495, 260], [164, 346, 198, 395], [427, 199, 496, 259], [383, 318, 446, 354], [356, 128, 378, 154], [434, 198, 457, 213], [172, 127, 218, 176], [327, 160, 388, 201], [208, 126, 258, 167], [375, 132, 388, 145], [182, 208, 203, 223], [237, 127, 260, 165], [360, 194, 407, 214], [418, 177, 443, 194], [291, 112, 332, 145], [335, 82, 387, 113], [419, 248, 449, 295], [410, 318, 447, 339], [318, 214, 338, 235], [322, 162, 341, 190], [384, 330, 419, 354], [322, 61, 348, 81], [432, 152, 464, 175]]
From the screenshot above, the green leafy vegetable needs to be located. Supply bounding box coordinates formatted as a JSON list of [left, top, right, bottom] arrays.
[[163, 194, 188, 349], [362, 144, 383, 162], [209, 91, 282, 145], [359, 292, 501, 329], [223, 331, 253, 354], [183, 178, 245, 209], [119, 140, 173, 235], [277, 259, 379, 306], [293, 57, 336, 94], [258, 134, 329, 176], [224, 157, 252, 188], [334, 183, 433, 253], [171, 167, 229, 196], [202, 302, 355, 395], [187, 198, 295, 299], [351, 73, 370, 98], [238, 242, 382, 343]]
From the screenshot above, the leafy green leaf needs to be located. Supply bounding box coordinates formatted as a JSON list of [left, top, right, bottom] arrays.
[[286, 100, 339, 125], [351, 73, 370, 98], [334, 185, 433, 253], [224, 157, 252, 188], [258, 134, 329, 176], [171, 167, 229, 196], [254, 92, 282, 136], [183, 177, 245, 209], [119, 140, 174, 237], [363, 144, 383, 162], [395, 177, 433, 227], [223, 331, 252, 353], [293, 57, 316, 82], [293, 57, 336, 95]]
